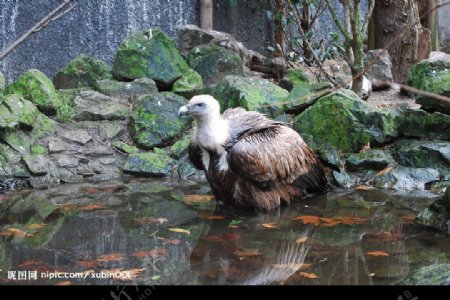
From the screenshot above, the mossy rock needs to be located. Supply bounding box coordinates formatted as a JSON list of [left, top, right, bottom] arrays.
[[170, 134, 191, 159], [96, 78, 158, 99], [73, 91, 129, 121], [280, 67, 314, 91], [402, 109, 450, 141], [403, 263, 450, 285], [53, 54, 112, 90], [5, 69, 67, 116], [30, 144, 47, 155], [1, 130, 33, 154], [131, 92, 190, 148], [294, 90, 402, 153], [286, 82, 333, 113], [123, 152, 174, 177], [173, 69, 203, 98], [391, 139, 450, 176], [188, 44, 244, 86], [345, 149, 394, 171], [407, 52, 450, 115], [209, 75, 289, 118], [111, 141, 140, 154], [113, 28, 190, 89]]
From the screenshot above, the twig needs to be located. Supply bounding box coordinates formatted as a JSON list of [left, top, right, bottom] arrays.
[[0, 0, 74, 61]]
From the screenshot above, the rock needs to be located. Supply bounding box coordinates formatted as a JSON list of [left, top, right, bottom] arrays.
[[373, 166, 440, 190], [131, 92, 190, 148], [47, 137, 67, 153], [407, 52, 450, 115], [0, 102, 17, 129], [332, 170, 355, 188], [57, 155, 79, 168], [59, 168, 84, 183], [97, 121, 126, 141], [95, 78, 158, 99], [402, 109, 450, 141], [1, 130, 33, 154], [391, 140, 450, 176], [210, 75, 289, 117], [285, 82, 333, 114], [170, 135, 191, 159], [60, 129, 92, 145], [172, 69, 203, 98], [111, 141, 140, 154], [83, 143, 114, 157], [76, 165, 95, 177], [5, 69, 68, 116], [345, 149, 394, 171], [178, 24, 217, 57], [321, 59, 352, 87], [22, 154, 48, 175], [30, 144, 47, 155], [177, 154, 204, 181], [9, 194, 61, 220], [73, 91, 129, 121], [123, 152, 174, 177], [53, 54, 112, 90], [188, 44, 244, 86], [402, 263, 450, 285], [113, 28, 190, 89], [99, 157, 116, 165], [1, 94, 40, 128], [294, 89, 401, 153], [280, 67, 317, 91], [364, 49, 393, 90]]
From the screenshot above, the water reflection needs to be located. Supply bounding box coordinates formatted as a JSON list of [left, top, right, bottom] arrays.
[[0, 179, 447, 285]]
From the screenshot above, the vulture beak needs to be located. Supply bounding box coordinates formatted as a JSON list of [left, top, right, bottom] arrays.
[[178, 105, 190, 118]]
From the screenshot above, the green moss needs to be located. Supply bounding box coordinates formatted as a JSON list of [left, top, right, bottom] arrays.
[[5, 69, 63, 115], [210, 75, 289, 117], [30, 144, 47, 155], [173, 69, 203, 97], [170, 135, 191, 159], [0, 71, 4, 95], [403, 263, 450, 285], [123, 152, 174, 177], [113, 29, 189, 86], [402, 109, 450, 140], [1, 130, 33, 154], [32, 113, 56, 139], [0, 102, 18, 129], [53, 54, 112, 89], [111, 141, 140, 154]]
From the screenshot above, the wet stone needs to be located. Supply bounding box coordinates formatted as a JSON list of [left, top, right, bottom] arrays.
[[22, 154, 48, 175], [47, 137, 67, 153], [99, 157, 116, 165], [59, 169, 84, 183], [83, 144, 114, 157], [77, 165, 95, 176], [60, 129, 92, 145], [57, 155, 79, 168]]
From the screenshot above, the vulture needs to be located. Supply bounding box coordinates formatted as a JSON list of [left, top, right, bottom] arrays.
[[178, 95, 329, 211]]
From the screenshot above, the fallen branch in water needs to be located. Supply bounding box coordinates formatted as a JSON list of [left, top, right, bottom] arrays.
[[0, 0, 75, 61]]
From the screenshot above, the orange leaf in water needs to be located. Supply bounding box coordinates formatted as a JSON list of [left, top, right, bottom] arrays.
[[337, 216, 368, 225], [79, 204, 107, 211], [295, 237, 309, 244], [120, 268, 146, 281], [366, 251, 389, 257], [207, 215, 225, 220], [131, 248, 168, 258], [376, 166, 394, 176], [299, 272, 319, 279], [55, 281, 72, 286], [260, 223, 278, 229], [291, 215, 321, 226], [206, 233, 241, 242], [137, 217, 168, 224], [354, 185, 374, 191], [27, 223, 47, 230], [165, 239, 182, 245], [96, 253, 125, 262], [59, 204, 77, 212], [402, 214, 416, 223], [0, 228, 34, 238], [167, 227, 190, 235], [18, 260, 43, 268], [223, 233, 241, 240], [319, 217, 342, 227], [76, 260, 100, 268], [233, 249, 261, 257], [184, 194, 215, 203]]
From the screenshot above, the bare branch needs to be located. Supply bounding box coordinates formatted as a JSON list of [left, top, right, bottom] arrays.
[[324, 0, 352, 41], [362, 0, 375, 35], [0, 0, 74, 61]]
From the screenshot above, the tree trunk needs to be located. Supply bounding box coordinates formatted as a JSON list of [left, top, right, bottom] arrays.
[[200, 0, 213, 31], [273, 0, 285, 57], [373, 0, 430, 83]]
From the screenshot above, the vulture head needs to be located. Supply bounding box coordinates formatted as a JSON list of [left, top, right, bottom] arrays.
[[178, 95, 221, 121]]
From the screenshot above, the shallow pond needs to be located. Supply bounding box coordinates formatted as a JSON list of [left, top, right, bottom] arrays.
[[0, 179, 448, 285]]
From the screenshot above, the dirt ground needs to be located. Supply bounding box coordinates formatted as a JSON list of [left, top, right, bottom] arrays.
[[366, 84, 420, 110]]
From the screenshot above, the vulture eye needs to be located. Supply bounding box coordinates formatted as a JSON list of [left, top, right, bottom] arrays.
[[197, 103, 204, 107]]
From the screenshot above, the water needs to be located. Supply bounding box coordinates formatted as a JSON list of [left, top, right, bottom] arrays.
[[0, 179, 448, 285]]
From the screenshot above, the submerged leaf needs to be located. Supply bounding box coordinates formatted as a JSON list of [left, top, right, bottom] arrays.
[[366, 251, 389, 257], [27, 223, 47, 230], [295, 237, 309, 244], [79, 204, 107, 211], [207, 215, 225, 220], [401, 214, 416, 223], [55, 281, 72, 286], [167, 227, 190, 235], [18, 260, 43, 268], [76, 260, 100, 268], [376, 166, 393, 176], [299, 272, 319, 279], [0, 228, 34, 238], [354, 185, 374, 191], [205, 233, 241, 242], [184, 194, 215, 203], [131, 249, 168, 258], [260, 222, 278, 229], [137, 217, 168, 224], [291, 215, 321, 226], [233, 249, 261, 257], [96, 253, 125, 262], [164, 239, 182, 245]]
